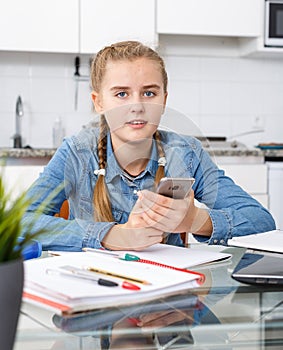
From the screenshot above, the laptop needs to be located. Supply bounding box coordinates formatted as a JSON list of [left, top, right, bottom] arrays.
[[232, 252, 283, 286]]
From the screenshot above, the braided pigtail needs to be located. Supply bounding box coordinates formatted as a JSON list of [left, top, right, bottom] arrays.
[[93, 116, 114, 222], [154, 130, 168, 244], [154, 130, 166, 188]]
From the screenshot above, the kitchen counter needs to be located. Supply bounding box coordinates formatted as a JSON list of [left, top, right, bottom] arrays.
[[261, 148, 283, 161], [205, 143, 283, 162], [0, 146, 282, 161], [0, 148, 56, 159], [0, 146, 262, 159], [0, 148, 55, 166]]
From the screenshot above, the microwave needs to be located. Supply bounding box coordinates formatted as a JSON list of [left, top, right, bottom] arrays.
[[265, 0, 283, 47]]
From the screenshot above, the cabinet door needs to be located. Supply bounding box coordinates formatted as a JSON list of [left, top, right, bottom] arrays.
[[220, 164, 268, 194], [2, 166, 43, 202], [0, 0, 79, 52], [157, 0, 261, 37], [80, 0, 156, 54], [217, 163, 269, 208]]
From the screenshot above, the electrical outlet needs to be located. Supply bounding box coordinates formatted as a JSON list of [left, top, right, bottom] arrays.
[[252, 115, 265, 130]]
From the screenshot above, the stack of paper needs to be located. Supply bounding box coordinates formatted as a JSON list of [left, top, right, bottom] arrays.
[[227, 230, 283, 253], [23, 244, 231, 316]]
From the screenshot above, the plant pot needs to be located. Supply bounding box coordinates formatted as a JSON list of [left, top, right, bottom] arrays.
[[0, 259, 24, 350]]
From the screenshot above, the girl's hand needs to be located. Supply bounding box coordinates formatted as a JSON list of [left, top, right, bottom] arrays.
[[101, 197, 164, 251], [136, 309, 194, 329], [137, 190, 212, 236]]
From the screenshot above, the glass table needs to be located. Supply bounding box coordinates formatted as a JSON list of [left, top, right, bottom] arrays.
[[15, 245, 283, 349]]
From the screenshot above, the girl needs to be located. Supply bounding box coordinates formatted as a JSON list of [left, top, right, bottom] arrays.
[[23, 41, 275, 251]]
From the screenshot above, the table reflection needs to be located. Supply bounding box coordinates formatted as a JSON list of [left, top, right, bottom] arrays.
[[52, 287, 231, 349]]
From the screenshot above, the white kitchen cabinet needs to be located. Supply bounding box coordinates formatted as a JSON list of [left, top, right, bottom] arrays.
[[0, 0, 156, 54], [80, 0, 157, 54], [0, 0, 79, 53], [219, 163, 268, 208], [157, 0, 261, 38], [2, 166, 43, 202]]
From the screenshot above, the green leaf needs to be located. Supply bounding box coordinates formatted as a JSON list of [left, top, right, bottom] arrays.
[[0, 167, 63, 262]]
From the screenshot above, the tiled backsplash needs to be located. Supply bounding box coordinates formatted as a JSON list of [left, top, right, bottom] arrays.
[[1, 44, 283, 148], [0, 52, 93, 148]]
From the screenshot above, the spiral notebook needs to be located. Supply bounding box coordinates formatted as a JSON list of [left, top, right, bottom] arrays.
[[51, 243, 232, 268], [23, 250, 207, 316]]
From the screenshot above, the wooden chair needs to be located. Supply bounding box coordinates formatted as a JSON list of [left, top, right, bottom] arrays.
[[55, 200, 69, 219]]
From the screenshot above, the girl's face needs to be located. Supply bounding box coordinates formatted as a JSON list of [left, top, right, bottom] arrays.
[[91, 58, 167, 150]]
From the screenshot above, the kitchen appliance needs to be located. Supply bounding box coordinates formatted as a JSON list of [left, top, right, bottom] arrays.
[[265, 0, 283, 47]]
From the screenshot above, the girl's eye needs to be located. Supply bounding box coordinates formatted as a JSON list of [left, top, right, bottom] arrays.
[[144, 91, 155, 97], [117, 91, 127, 98]]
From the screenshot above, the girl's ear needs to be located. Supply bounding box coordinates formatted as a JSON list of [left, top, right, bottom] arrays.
[[162, 92, 168, 114], [91, 91, 103, 113], [163, 92, 168, 106]]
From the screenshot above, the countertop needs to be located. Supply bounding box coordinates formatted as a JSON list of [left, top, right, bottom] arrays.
[[0, 146, 282, 160], [0, 148, 56, 159]]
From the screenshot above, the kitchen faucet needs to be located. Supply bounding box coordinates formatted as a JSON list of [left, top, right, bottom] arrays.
[[13, 95, 23, 148]]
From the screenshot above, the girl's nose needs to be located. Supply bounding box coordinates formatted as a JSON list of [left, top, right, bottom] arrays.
[[129, 100, 145, 114]]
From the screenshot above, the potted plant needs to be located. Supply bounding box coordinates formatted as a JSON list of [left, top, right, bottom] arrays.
[[0, 170, 46, 350]]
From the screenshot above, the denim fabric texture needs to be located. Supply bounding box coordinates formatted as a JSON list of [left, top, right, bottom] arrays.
[[23, 126, 275, 251]]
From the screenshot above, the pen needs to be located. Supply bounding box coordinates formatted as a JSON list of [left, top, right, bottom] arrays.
[[50, 265, 141, 291], [46, 267, 118, 287], [85, 266, 151, 285]]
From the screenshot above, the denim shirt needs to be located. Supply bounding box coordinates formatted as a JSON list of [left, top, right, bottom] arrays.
[[23, 126, 275, 251]]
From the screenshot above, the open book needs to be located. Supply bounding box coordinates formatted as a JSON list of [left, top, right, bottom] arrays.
[[227, 230, 283, 254]]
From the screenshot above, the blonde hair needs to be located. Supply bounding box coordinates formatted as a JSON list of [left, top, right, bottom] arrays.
[[91, 41, 167, 222]]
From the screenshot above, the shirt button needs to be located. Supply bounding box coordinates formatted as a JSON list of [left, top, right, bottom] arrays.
[[133, 189, 138, 195], [213, 239, 218, 244], [220, 239, 225, 245]]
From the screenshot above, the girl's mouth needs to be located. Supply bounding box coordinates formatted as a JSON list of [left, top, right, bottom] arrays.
[[126, 120, 147, 128]]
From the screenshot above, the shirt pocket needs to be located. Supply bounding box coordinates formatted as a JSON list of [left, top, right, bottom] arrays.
[[111, 207, 124, 223]]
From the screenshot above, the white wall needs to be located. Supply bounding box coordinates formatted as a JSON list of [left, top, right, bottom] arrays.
[[1, 38, 283, 148]]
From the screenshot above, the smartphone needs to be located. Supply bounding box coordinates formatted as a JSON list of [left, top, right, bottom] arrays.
[[156, 177, 195, 199]]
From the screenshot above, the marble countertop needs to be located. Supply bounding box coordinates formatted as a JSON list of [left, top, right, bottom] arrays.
[[0, 148, 56, 159], [0, 146, 282, 159]]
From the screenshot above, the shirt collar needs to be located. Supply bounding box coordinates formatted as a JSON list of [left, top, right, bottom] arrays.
[[105, 133, 160, 183]]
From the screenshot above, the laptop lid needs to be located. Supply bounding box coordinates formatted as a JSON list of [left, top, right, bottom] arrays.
[[232, 253, 283, 286]]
